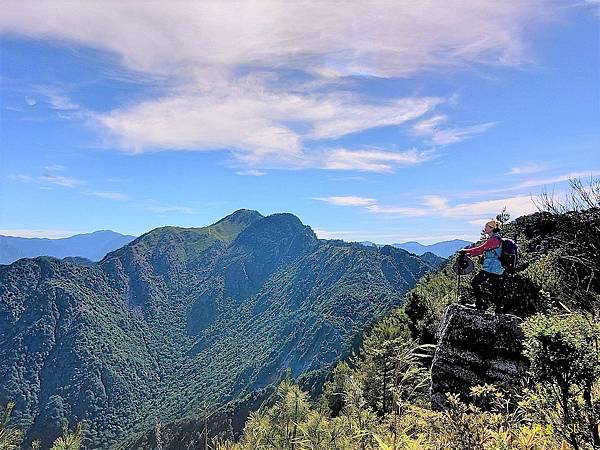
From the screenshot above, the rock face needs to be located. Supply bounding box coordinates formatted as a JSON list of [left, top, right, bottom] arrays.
[[430, 304, 529, 410]]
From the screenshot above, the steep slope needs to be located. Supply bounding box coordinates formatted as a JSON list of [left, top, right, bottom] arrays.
[[0, 210, 435, 448], [0, 230, 136, 265]]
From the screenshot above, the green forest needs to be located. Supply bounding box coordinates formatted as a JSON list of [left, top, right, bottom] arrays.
[[2, 180, 599, 450]]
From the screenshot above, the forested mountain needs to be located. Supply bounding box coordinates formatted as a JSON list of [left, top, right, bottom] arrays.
[[0, 209, 436, 448], [0, 230, 136, 265], [206, 200, 600, 449]]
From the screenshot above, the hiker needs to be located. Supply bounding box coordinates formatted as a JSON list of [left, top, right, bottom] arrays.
[[460, 219, 504, 309]]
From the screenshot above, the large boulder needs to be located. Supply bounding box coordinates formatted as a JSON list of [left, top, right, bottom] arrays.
[[430, 304, 529, 410]]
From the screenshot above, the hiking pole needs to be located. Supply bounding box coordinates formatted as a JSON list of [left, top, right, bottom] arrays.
[[453, 250, 474, 304], [456, 265, 461, 303], [456, 251, 464, 303]]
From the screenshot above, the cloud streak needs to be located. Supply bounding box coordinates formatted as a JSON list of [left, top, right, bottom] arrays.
[[319, 192, 538, 220], [412, 115, 497, 145], [314, 196, 376, 206], [12, 170, 130, 202]]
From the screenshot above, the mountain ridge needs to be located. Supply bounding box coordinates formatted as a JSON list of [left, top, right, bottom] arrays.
[[0, 210, 437, 448], [0, 230, 137, 265]]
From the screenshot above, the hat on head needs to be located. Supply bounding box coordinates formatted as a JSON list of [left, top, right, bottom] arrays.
[[486, 219, 501, 229]]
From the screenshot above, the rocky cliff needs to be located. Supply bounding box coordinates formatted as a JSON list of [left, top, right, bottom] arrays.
[[430, 304, 529, 409]]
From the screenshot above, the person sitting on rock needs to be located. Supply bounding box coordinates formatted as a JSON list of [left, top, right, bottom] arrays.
[[460, 219, 504, 310]]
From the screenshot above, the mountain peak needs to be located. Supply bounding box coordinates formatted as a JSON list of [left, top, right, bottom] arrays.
[[213, 209, 263, 227]]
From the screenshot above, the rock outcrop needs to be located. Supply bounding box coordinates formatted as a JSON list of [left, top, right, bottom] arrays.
[[430, 304, 529, 410]]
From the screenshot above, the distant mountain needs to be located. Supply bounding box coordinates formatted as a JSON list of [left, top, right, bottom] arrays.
[[419, 251, 447, 268], [0, 230, 136, 265], [0, 209, 437, 448], [393, 239, 471, 258]]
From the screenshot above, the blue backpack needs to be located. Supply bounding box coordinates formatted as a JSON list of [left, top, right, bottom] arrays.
[[499, 238, 518, 271]]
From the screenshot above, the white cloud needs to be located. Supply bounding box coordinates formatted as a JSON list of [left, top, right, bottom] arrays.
[[0, 1, 564, 169], [39, 173, 83, 188], [366, 204, 430, 216], [412, 114, 496, 145], [422, 195, 448, 210], [236, 169, 267, 177], [508, 162, 549, 175], [25, 96, 37, 106], [0, 228, 82, 238], [442, 195, 537, 218], [89, 191, 129, 201], [12, 170, 133, 202], [318, 148, 433, 172], [98, 86, 441, 167], [38, 87, 79, 111], [513, 171, 600, 190], [363, 193, 537, 219], [314, 196, 376, 206], [465, 170, 600, 196], [0, 2, 552, 78], [44, 164, 65, 172]]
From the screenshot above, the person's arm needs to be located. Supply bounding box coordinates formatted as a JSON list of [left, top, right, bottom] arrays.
[[463, 236, 501, 257]]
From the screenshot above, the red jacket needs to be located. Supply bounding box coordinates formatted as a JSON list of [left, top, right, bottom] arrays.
[[465, 235, 501, 257]]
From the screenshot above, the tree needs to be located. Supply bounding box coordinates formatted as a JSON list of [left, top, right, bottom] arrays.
[[535, 177, 600, 317], [523, 313, 600, 448], [0, 402, 22, 450], [50, 423, 84, 450]]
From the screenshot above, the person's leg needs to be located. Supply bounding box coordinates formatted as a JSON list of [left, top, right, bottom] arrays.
[[488, 273, 503, 311], [471, 270, 489, 309]]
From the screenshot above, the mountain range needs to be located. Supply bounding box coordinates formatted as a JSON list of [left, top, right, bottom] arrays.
[[0, 230, 136, 265], [361, 239, 471, 258], [0, 210, 437, 448], [2, 232, 466, 268]]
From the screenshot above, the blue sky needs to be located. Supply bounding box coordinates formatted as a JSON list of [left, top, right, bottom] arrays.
[[1, 1, 598, 243]]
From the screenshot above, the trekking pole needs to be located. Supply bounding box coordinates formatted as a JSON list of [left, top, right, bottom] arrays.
[[455, 251, 464, 303], [456, 266, 461, 303], [453, 250, 473, 304]]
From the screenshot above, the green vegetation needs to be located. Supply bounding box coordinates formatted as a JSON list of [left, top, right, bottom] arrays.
[[0, 210, 434, 448], [3, 181, 599, 449], [209, 182, 600, 449]]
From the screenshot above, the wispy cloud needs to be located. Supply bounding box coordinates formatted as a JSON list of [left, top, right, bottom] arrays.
[[465, 170, 600, 196], [0, 228, 82, 238], [0, 1, 565, 170], [38, 87, 79, 111], [366, 204, 430, 216], [39, 173, 84, 188], [236, 169, 267, 177], [317, 147, 433, 173], [412, 114, 496, 145], [12, 169, 131, 202], [313, 196, 376, 206], [43, 164, 66, 172], [334, 193, 539, 220], [507, 162, 550, 175], [88, 191, 129, 201]]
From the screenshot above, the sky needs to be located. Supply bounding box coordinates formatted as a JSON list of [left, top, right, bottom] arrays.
[[0, 1, 599, 244]]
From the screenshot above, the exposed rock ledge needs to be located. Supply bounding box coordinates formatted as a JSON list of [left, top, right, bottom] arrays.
[[430, 304, 529, 410]]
